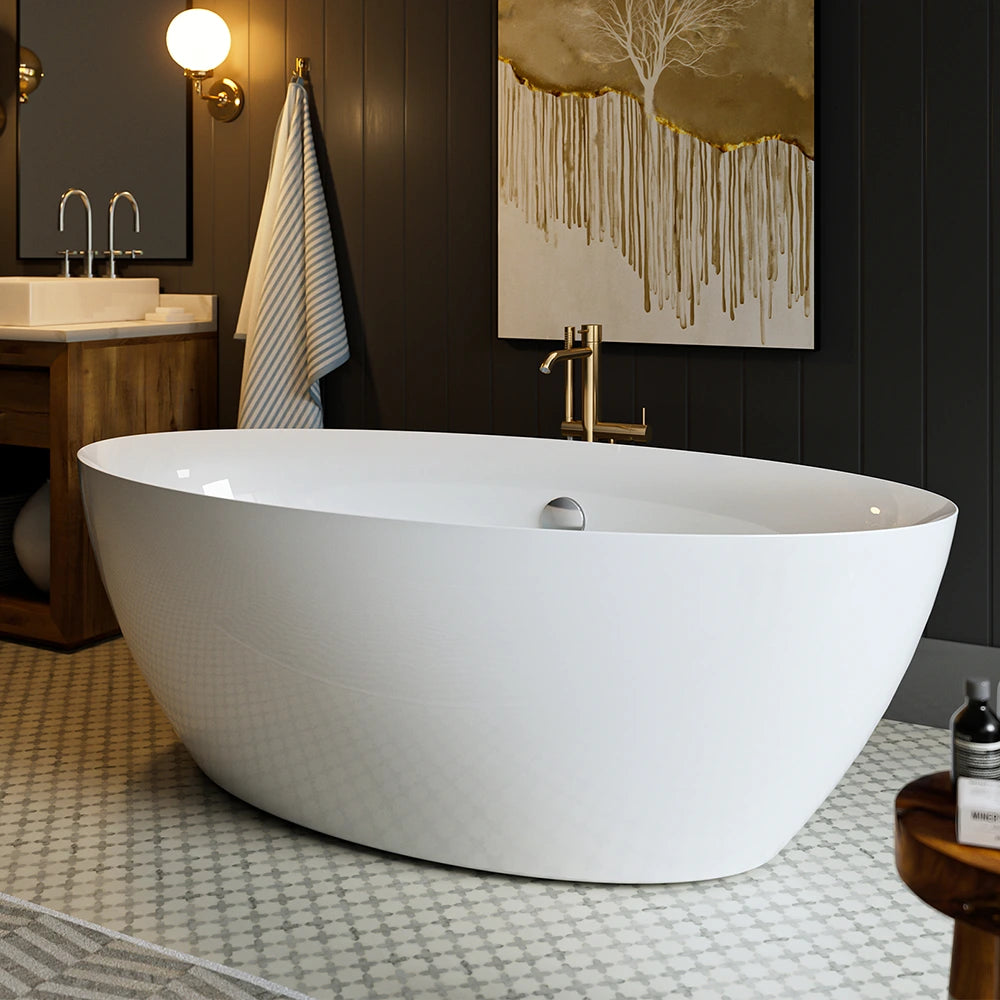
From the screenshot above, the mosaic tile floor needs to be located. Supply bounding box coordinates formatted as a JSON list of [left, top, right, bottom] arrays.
[[0, 638, 954, 999]]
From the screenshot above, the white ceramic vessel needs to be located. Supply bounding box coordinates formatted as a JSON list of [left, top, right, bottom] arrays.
[[0, 276, 159, 326], [12, 480, 49, 591], [78, 429, 957, 883]]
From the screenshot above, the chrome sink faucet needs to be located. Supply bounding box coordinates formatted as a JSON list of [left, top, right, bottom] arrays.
[[539, 324, 650, 444], [108, 191, 140, 278], [58, 188, 93, 277]]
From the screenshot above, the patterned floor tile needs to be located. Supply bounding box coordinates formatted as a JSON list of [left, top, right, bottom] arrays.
[[0, 638, 956, 998]]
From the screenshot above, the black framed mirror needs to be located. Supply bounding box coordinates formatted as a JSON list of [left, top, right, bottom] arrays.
[[17, 0, 190, 262]]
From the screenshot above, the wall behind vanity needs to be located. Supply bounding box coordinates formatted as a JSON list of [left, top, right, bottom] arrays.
[[0, 1, 997, 653]]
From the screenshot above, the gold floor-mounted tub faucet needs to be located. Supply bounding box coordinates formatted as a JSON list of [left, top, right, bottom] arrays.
[[539, 324, 649, 444]]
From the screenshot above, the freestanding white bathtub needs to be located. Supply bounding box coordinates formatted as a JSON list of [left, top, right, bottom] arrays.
[[78, 429, 956, 884]]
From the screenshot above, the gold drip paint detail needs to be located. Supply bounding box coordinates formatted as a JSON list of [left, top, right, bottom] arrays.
[[499, 56, 812, 159], [498, 61, 812, 342]]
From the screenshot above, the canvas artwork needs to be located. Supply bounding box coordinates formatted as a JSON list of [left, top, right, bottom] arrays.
[[498, 0, 814, 348]]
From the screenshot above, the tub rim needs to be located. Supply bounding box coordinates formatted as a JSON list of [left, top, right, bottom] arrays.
[[77, 427, 960, 541]]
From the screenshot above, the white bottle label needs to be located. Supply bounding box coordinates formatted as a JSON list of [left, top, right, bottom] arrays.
[[954, 738, 1000, 779], [957, 777, 1000, 847]]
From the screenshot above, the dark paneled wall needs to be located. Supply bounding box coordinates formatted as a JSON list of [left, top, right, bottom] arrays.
[[0, 1, 996, 646]]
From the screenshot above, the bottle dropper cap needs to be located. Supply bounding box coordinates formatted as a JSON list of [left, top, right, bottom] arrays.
[[966, 677, 992, 701]]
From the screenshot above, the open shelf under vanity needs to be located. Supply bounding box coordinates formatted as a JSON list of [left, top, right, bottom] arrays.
[[0, 295, 217, 649]]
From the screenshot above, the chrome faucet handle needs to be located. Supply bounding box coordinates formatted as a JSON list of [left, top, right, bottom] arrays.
[[57, 248, 88, 276]]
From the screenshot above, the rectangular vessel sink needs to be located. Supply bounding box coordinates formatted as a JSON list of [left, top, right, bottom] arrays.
[[0, 277, 160, 326]]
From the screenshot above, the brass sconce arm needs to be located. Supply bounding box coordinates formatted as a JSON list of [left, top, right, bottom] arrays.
[[184, 69, 244, 123]]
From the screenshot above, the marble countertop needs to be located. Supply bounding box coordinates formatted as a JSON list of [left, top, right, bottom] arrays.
[[0, 294, 217, 343]]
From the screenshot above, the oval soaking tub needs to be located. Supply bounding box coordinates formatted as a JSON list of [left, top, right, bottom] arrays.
[[78, 429, 956, 884]]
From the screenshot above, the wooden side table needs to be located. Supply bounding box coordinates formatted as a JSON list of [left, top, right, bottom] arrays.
[[896, 771, 1000, 999]]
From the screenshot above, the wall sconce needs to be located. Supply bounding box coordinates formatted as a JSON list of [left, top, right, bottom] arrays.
[[165, 8, 244, 122], [18, 47, 43, 103]]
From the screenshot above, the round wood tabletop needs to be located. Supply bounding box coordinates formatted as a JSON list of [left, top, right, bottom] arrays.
[[896, 771, 1000, 999]]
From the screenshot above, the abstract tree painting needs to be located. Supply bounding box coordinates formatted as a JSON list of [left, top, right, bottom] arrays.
[[498, 0, 814, 348]]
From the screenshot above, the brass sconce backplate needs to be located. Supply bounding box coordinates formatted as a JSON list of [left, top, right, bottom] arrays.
[[207, 78, 244, 122]]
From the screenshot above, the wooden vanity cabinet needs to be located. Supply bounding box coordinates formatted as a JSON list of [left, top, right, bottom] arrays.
[[0, 332, 217, 649]]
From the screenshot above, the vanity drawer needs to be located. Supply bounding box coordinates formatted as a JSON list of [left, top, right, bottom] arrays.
[[0, 367, 49, 447]]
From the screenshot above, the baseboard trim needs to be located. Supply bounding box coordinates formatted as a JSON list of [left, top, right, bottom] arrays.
[[884, 637, 1000, 729]]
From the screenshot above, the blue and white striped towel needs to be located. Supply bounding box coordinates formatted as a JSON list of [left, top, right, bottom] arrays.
[[236, 79, 349, 429]]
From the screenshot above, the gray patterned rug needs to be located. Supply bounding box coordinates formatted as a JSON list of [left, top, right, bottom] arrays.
[[0, 893, 311, 999]]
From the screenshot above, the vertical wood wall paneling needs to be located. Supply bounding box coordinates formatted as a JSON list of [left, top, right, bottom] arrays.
[[402, 0, 450, 432], [923, 0, 991, 643], [634, 346, 688, 450], [801, 0, 861, 475], [249, 0, 288, 221], [858, 1, 924, 488], [687, 348, 743, 455], [320, 0, 366, 428], [446, 0, 494, 434], [208, 0, 252, 427], [362, 0, 406, 429], [992, 0, 1000, 645], [743, 352, 802, 464], [492, 341, 541, 438], [288, 0, 325, 122], [597, 344, 637, 436]]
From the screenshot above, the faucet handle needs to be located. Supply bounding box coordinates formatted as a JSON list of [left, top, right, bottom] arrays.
[[57, 249, 88, 275]]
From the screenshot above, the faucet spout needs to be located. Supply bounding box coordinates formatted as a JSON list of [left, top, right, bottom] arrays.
[[108, 191, 140, 278], [58, 188, 93, 277], [538, 324, 603, 443], [539, 347, 591, 375]]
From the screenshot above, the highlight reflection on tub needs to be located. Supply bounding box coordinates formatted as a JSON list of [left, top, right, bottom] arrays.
[[78, 430, 956, 884]]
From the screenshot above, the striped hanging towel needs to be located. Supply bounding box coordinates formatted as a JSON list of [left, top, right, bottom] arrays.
[[235, 79, 349, 428]]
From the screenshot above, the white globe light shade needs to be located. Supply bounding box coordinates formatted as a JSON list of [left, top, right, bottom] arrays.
[[166, 9, 232, 72]]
